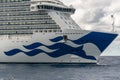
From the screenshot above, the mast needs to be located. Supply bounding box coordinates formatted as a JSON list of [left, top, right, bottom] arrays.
[[111, 14, 115, 32]]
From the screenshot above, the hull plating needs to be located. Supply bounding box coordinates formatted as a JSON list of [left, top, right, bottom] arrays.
[[0, 30, 117, 63]]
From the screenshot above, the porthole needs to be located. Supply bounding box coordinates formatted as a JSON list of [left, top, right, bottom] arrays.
[[44, 30, 47, 32], [49, 30, 52, 32]]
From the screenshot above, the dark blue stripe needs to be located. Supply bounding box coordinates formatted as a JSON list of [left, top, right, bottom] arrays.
[[71, 32, 117, 52]]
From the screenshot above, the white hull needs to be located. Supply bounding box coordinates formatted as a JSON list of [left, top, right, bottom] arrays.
[[0, 29, 117, 63]]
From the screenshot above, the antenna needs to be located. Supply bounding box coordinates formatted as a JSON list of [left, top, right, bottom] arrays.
[[111, 14, 115, 32]]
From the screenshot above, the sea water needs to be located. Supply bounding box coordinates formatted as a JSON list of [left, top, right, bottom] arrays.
[[0, 57, 119, 80]]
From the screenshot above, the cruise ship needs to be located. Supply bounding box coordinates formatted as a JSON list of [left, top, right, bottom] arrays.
[[0, 0, 118, 63]]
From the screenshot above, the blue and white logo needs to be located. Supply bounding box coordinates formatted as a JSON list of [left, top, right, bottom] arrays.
[[4, 32, 117, 60]]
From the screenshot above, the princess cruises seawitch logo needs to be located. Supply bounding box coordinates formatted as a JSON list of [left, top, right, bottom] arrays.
[[4, 32, 117, 60]]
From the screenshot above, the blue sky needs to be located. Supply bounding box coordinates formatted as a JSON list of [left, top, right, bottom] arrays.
[[61, 0, 120, 56]]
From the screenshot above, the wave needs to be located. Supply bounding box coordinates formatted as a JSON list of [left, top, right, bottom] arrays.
[[4, 44, 96, 60], [23, 42, 44, 50], [50, 36, 63, 42]]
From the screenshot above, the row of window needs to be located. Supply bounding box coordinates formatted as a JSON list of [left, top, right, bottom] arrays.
[[0, 20, 55, 23], [0, 4, 29, 7], [0, 29, 62, 34], [0, 25, 60, 28], [0, 30, 63, 35], [0, 10, 47, 14], [0, 18, 52, 21], [0, 12, 48, 16], [0, 17, 51, 21], [64, 20, 77, 26], [37, 5, 75, 13], [0, 22, 56, 26], [0, 27, 60, 30], [0, 6, 28, 9], [1, 26, 61, 31], [0, 14, 50, 18], [0, 8, 30, 12], [0, 32, 32, 35], [0, 0, 30, 3], [34, 29, 62, 33], [0, 23, 59, 26]]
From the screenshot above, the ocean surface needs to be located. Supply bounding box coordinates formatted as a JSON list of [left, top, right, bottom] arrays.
[[0, 56, 119, 80]]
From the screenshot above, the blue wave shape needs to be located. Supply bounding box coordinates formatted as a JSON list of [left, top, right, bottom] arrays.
[[69, 32, 118, 52], [4, 43, 96, 60], [50, 36, 63, 42], [23, 36, 63, 50], [23, 42, 44, 50]]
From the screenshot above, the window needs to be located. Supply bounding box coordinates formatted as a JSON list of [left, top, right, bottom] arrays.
[[44, 30, 47, 32], [49, 30, 52, 32], [43, 5, 53, 9], [31, 6, 35, 9], [54, 7, 61, 11]]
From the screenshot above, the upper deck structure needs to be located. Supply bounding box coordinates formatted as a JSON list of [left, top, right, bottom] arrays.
[[0, 0, 80, 35]]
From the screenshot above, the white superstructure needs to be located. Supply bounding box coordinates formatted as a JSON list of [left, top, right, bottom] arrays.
[[0, 0, 118, 63]]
